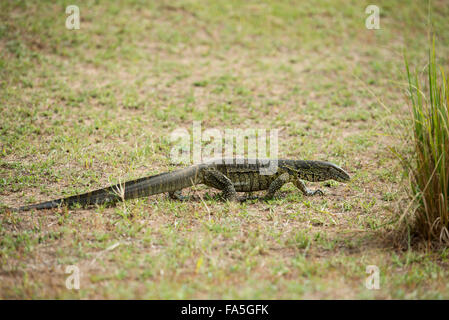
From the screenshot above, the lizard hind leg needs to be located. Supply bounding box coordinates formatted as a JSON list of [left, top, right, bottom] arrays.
[[202, 170, 237, 201], [293, 178, 324, 196]]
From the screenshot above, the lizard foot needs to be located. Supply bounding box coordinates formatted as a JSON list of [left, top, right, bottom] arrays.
[[168, 190, 189, 201], [238, 195, 259, 202], [262, 194, 280, 201], [308, 189, 324, 196]]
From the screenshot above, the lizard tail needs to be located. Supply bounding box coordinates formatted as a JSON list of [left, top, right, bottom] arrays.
[[13, 164, 204, 212]]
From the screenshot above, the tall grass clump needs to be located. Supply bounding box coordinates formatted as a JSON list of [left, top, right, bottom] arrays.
[[402, 38, 449, 244]]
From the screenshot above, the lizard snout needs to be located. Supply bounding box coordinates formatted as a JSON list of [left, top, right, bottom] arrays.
[[337, 170, 351, 182], [331, 165, 351, 182]]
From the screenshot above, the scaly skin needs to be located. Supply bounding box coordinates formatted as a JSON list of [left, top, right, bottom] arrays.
[[10, 159, 350, 211]]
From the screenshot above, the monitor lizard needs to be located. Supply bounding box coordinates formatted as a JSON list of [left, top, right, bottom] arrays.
[[9, 158, 350, 211]]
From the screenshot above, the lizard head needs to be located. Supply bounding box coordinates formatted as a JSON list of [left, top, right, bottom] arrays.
[[327, 163, 351, 182], [291, 160, 350, 182]]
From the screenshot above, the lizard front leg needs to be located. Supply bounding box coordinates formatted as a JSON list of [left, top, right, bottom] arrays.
[[202, 170, 237, 201], [264, 172, 290, 199], [293, 178, 324, 196]]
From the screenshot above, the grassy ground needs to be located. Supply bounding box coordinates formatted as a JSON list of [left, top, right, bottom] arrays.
[[1, 0, 449, 299]]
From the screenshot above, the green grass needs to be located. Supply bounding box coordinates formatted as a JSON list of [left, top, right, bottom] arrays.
[[401, 37, 449, 243], [1, 0, 449, 299]]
